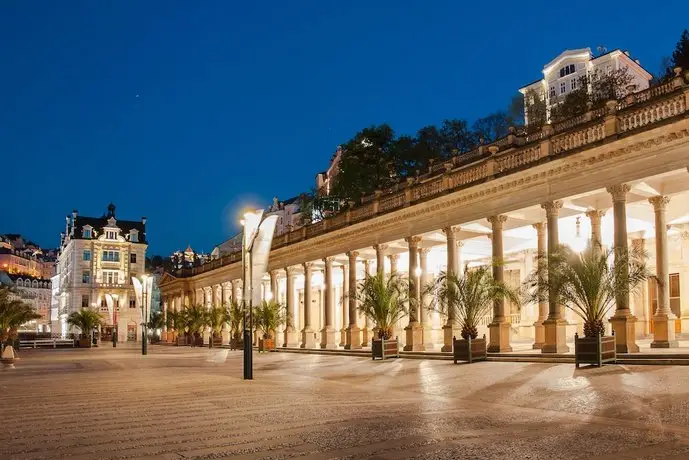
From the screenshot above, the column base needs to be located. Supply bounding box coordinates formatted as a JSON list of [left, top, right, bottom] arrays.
[[609, 313, 640, 353], [487, 321, 512, 353], [532, 320, 545, 350], [339, 328, 347, 347], [361, 327, 371, 347], [300, 328, 315, 349], [283, 327, 298, 348], [441, 323, 457, 352], [221, 329, 230, 345], [403, 323, 424, 351], [422, 324, 434, 350], [542, 318, 568, 353], [650, 314, 678, 348], [345, 326, 362, 349], [202, 329, 210, 346], [320, 327, 337, 349]]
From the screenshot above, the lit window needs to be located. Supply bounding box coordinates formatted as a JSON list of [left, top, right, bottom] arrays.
[[130, 253, 137, 264], [102, 250, 120, 262], [571, 78, 576, 90], [131, 232, 138, 243], [81, 295, 89, 308], [129, 299, 136, 309], [104, 271, 119, 284], [83, 228, 91, 238], [83, 250, 91, 261], [560, 82, 566, 94], [106, 230, 117, 240], [82, 271, 90, 284]]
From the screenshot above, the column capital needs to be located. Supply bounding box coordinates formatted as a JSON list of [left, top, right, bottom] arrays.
[[607, 184, 631, 202], [405, 236, 423, 247], [419, 247, 432, 255], [442, 225, 461, 238], [388, 253, 399, 262], [303, 261, 313, 271], [585, 209, 606, 220], [285, 265, 299, 275], [649, 195, 671, 211], [269, 269, 280, 278], [346, 250, 359, 261], [532, 221, 546, 233], [323, 256, 335, 265], [487, 215, 508, 226], [541, 201, 563, 217], [373, 244, 388, 253]]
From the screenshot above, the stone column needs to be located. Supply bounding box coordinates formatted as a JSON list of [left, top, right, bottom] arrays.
[[361, 259, 373, 345], [487, 215, 512, 352], [585, 210, 606, 253], [374, 244, 388, 276], [269, 270, 279, 302], [541, 201, 569, 353], [300, 262, 315, 348], [404, 236, 424, 351], [607, 184, 639, 353], [346, 251, 362, 349], [442, 226, 460, 351], [320, 257, 337, 348], [339, 264, 347, 347], [282, 267, 298, 347], [532, 222, 547, 349], [388, 254, 399, 275], [649, 196, 678, 348], [419, 247, 434, 349]]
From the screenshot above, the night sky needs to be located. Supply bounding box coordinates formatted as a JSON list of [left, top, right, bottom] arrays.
[[1, 1, 686, 255]]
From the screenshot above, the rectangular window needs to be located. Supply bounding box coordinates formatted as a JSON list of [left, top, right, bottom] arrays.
[[81, 295, 89, 308], [103, 271, 119, 284], [106, 230, 117, 240], [83, 228, 91, 238], [549, 86, 556, 98], [560, 82, 566, 94], [569, 64, 575, 73], [83, 249, 91, 261], [129, 299, 136, 309], [130, 253, 137, 264], [131, 233, 138, 243], [571, 78, 576, 90], [102, 250, 120, 262], [82, 271, 90, 284]]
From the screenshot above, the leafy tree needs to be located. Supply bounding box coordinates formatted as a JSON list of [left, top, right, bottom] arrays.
[[426, 265, 520, 340], [206, 303, 229, 347], [356, 273, 409, 340], [671, 29, 689, 72], [185, 304, 207, 345], [472, 112, 511, 143], [298, 189, 340, 225], [0, 286, 41, 346], [550, 75, 591, 123], [439, 119, 477, 157], [226, 299, 243, 343], [253, 300, 286, 339], [522, 89, 548, 130], [590, 67, 636, 103], [67, 308, 104, 341]]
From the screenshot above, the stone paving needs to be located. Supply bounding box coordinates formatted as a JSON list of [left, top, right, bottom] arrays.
[[2, 345, 689, 459]]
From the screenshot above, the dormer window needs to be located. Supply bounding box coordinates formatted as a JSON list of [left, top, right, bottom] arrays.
[[130, 230, 139, 243], [83, 228, 92, 239], [559, 64, 576, 78], [106, 230, 117, 240]]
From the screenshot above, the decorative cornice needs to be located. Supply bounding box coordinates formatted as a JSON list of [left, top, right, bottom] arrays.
[[606, 184, 631, 202]]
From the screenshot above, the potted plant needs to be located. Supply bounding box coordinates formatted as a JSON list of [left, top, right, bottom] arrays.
[[185, 304, 207, 347], [0, 286, 41, 369], [147, 311, 165, 344], [67, 308, 104, 348], [254, 300, 286, 352], [227, 299, 243, 350], [357, 273, 408, 360], [427, 265, 519, 364], [171, 310, 189, 346], [207, 304, 229, 348], [165, 309, 175, 343], [524, 245, 648, 368]]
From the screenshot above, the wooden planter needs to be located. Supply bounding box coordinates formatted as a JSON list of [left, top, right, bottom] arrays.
[[372, 337, 399, 360], [229, 338, 243, 350], [453, 335, 487, 364], [193, 336, 204, 347], [574, 333, 616, 368], [78, 338, 92, 348], [258, 338, 275, 352], [211, 337, 223, 347], [176, 336, 187, 346]]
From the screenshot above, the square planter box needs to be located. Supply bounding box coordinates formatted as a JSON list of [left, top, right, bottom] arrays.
[[193, 336, 204, 347], [453, 335, 487, 364], [176, 336, 187, 346], [229, 338, 243, 350], [258, 338, 275, 352], [372, 337, 399, 360], [78, 338, 92, 348], [574, 333, 616, 368], [211, 337, 223, 347]]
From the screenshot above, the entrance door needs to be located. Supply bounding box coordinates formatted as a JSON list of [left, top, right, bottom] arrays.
[[648, 273, 681, 334]]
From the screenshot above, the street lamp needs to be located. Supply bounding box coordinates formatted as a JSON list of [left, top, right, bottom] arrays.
[[241, 210, 263, 380], [132, 274, 152, 356]]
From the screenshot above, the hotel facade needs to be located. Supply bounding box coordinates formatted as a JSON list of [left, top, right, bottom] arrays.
[[159, 69, 689, 354]]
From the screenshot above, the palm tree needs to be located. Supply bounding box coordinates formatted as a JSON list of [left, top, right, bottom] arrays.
[[226, 299, 243, 349], [169, 309, 188, 343], [207, 304, 229, 347], [0, 286, 41, 349], [185, 304, 207, 346], [67, 308, 104, 344], [148, 311, 165, 342], [524, 245, 648, 337], [427, 265, 520, 340], [253, 300, 286, 339], [356, 273, 408, 340]]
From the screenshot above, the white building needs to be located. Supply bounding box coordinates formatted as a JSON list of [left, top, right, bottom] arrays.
[[520, 48, 652, 123], [54, 204, 148, 342]]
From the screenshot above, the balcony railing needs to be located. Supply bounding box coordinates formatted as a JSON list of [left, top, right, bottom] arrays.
[[172, 70, 689, 279]]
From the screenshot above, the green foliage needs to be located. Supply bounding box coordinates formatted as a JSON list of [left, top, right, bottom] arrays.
[[185, 304, 207, 336], [148, 310, 165, 330], [298, 189, 341, 225], [356, 273, 409, 340], [207, 303, 229, 337], [472, 112, 511, 143], [426, 265, 520, 340], [67, 308, 104, 340], [226, 299, 243, 341], [671, 29, 689, 73], [168, 309, 188, 334], [253, 300, 286, 339], [0, 286, 41, 344], [523, 245, 649, 337]]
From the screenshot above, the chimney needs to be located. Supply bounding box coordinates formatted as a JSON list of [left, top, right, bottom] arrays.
[[72, 210, 78, 220], [141, 217, 147, 225]]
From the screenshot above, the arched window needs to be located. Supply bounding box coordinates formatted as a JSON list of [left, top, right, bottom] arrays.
[[16, 279, 23, 287], [32, 280, 38, 288]]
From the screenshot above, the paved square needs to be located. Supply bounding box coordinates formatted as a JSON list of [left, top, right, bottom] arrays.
[[2, 346, 689, 459]]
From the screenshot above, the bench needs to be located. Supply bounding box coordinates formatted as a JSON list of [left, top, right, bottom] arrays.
[[19, 339, 75, 349]]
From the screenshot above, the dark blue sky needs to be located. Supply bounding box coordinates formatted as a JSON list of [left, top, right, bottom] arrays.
[[1, 1, 686, 255]]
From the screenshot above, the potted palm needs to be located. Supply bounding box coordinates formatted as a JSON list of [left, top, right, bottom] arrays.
[[0, 286, 41, 369], [227, 299, 243, 350], [254, 300, 286, 352], [427, 265, 519, 364], [207, 304, 229, 348], [67, 308, 104, 348], [185, 304, 207, 347], [171, 310, 189, 346], [147, 311, 165, 343], [357, 273, 408, 360], [524, 245, 648, 368]]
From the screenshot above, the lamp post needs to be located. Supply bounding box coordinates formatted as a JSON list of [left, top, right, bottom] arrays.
[[240, 211, 262, 380], [133, 274, 151, 356]]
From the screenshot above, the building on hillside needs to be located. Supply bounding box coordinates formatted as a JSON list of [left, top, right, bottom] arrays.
[[0, 272, 52, 332], [170, 245, 210, 270], [519, 48, 652, 124], [315, 147, 342, 197], [54, 203, 148, 342], [0, 234, 56, 279]]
